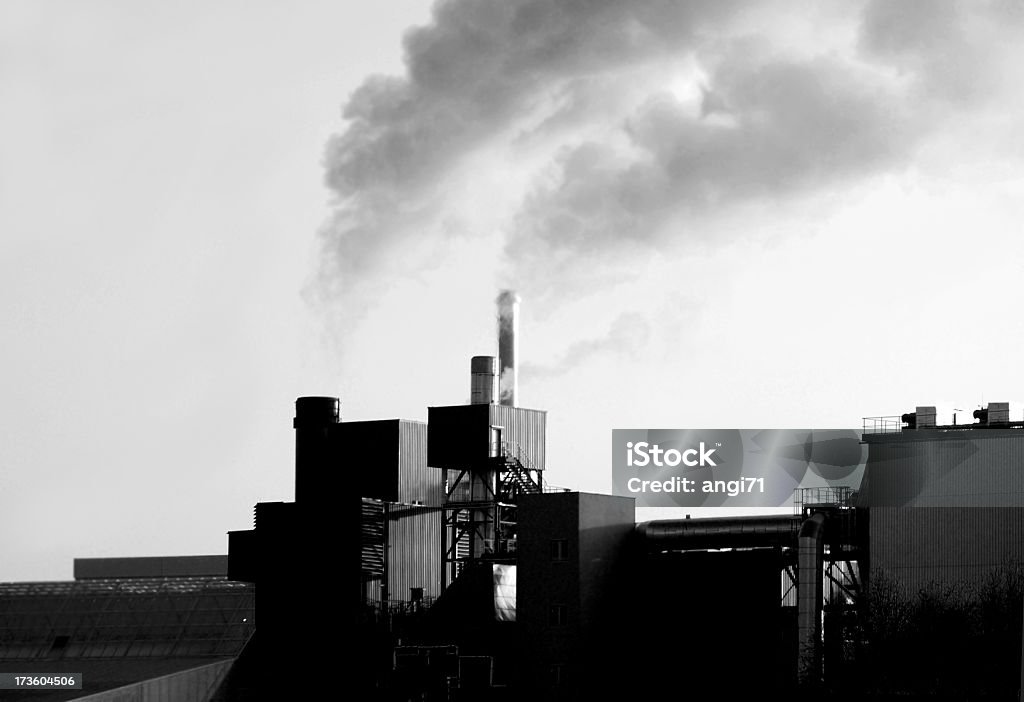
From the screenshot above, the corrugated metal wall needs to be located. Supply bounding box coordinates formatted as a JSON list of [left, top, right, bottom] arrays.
[[869, 507, 1024, 592], [488, 405, 546, 471], [396, 420, 439, 504], [386, 505, 443, 601], [862, 433, 1024, 507], [865, 433, 1024, 592], [388, 421, 443, 602]]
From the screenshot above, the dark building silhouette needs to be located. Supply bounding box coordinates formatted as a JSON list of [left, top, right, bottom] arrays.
[[0, 556, 253, 701], [516, 492, 634, 700], [6, 399, 1024, 699], [5, 292, 1024, 699]]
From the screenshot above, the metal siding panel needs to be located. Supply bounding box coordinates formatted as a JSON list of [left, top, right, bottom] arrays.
[[864, 433, 1024, 507], [866, 433, 1024, 592], [73, 556, 229, 580], [390, 420, 443, 601], [920, 436, 1024, 506], [869, 507, 1024, 592], [387, 508, 443, 601], [488, 405, 546, 471], [397, 420, 434, 504]]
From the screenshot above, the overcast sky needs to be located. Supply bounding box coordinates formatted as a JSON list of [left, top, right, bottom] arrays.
[[3, 1, 1024, 582]]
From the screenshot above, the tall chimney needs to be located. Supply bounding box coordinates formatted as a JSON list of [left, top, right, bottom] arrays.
[[470, 356, 497, 404], [497, 290, 519, 407]]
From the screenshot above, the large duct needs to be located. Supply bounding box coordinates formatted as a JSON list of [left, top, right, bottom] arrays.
[[470, 356, 497, 405], [636, 515, 802, 551], [497, 290, 519, 407]]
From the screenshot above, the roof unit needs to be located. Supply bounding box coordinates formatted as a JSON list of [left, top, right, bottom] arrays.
[[973, 401, 1010, 425], [902, 406, 936, 430]]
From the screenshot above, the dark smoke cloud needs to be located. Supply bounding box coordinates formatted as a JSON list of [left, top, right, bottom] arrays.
[[508, 53, 912, 269], [319, 0, 757, 294], [319, 0, 1023, 302]]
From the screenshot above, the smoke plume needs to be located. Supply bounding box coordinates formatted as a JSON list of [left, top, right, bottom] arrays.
[[318, 0, 1024, 330]]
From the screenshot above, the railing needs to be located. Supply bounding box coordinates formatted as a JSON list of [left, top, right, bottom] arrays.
[[363, 595, 437, 614], [543, 484, 572, 493], [499, 440, 542, 474], [794, 486, 854, 514], [863, 414, 1024, 436], [498, 439, 544, 497], [862, 415, 904, 435]]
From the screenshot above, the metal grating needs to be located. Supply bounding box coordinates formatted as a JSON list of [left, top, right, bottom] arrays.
[[361, 499, 386, 576]]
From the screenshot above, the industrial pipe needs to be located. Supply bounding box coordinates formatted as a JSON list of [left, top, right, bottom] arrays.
[[637, 515, 802, 552], [797, 512, 826, 685]]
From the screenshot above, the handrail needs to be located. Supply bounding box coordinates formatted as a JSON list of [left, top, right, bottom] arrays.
[[498, 439, 543, 473], [862, 415, 903, 435]]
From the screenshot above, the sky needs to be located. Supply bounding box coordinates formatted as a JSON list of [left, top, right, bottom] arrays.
[[3, 0, 1024, 582]]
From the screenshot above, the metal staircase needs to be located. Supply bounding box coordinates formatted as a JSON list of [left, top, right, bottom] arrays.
[[441, 441, 543, 588]]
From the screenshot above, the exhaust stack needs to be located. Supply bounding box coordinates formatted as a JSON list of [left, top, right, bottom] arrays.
[[470, 356, 497, 405], [497, 290, 519, 407]]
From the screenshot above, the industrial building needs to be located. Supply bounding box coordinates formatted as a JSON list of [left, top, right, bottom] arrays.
[[220, 293, 1024, 698], [861, 405, 1024, 592], [3, 293, 1024, 699], [0, 556, 254, 701]]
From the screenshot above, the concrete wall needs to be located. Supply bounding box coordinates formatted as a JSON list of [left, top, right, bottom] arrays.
[[518, 492, 635, 700]]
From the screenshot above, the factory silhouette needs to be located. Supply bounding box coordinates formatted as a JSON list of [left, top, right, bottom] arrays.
[[3, 292, 1024, 700]]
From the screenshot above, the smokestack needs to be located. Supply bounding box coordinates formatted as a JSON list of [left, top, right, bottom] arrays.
[[497, 290, 519, 407], [470, 356, 497, 404], [293, 396, 340, 504]]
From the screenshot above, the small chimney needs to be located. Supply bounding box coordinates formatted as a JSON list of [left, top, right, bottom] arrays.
[[470, 356, 497, 404], [497, 290, 519, 407]]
